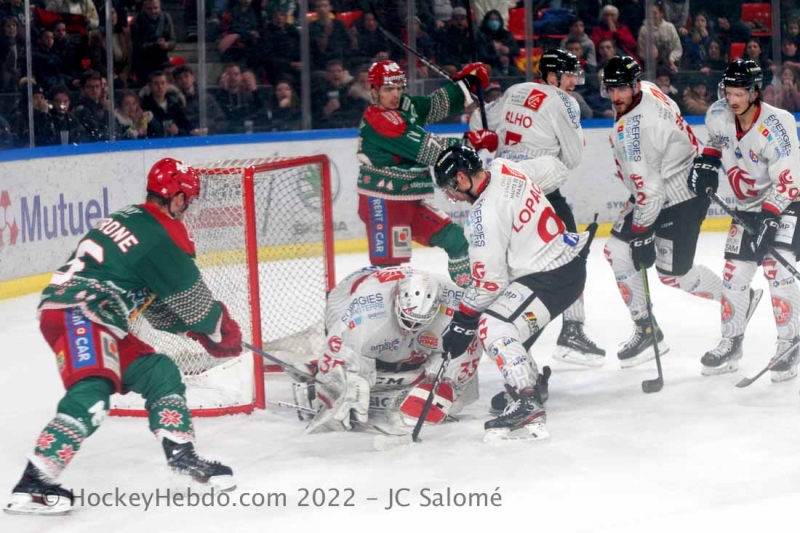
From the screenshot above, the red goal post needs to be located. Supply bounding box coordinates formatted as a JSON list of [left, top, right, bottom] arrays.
[[111, 155, 336, 417]]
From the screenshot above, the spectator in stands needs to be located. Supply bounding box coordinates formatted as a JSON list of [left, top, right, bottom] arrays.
[[115, 90, 157, 139], [715, 15, 751, 51], [312, 58, 356, 128], [473, 1, 516, 29], [781, 38, 800, 71], [775, 66, 800, 112], [49, 85, 87, 144], [432, 0, 453, 29], [309, 0, 353, 71], [0, 16, 24, 93], [698, 38, 726, 75], [50, 22, 78, 86], [343, 64, 371, 117], [596, 37, 618, 69], [439, 6, 496, 74], [662, 0, 689, 34], [591, 5, 638, 60], [241, 68, 270, 130], [351, 12, 390, 65], [268, 76, 301, 131], [215, 63, 256, 133], [786, 18, 800, 46], [110, 8, 133, 86], [681, 11, 712, 69], [561, 18, 596, 67], [480, 10, 521, 76], [400, 15, 436, 78], [173, 65, 225, 134], [45, 0, 100, 30], [655, 67, 681, 108], [681, 74, 711, 116], [0, 113, 12, 149], [73, 71, 109, 142], [263, 6, 302, 84], [131, 0, 176, 84], [0, 0, 23, 26], [33, 30, 74, 92], [10, 81, 55, 147], [218, 0, 261, 66], [637, 3, 682, 74], [141, 70, 194, 137], [744, 38, 773, 75]]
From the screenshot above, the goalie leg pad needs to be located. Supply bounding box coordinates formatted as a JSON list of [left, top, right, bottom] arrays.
[[397, 381, 455, 426]]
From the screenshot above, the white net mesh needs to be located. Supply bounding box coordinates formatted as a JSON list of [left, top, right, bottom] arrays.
[[113, 156, 332, 414]]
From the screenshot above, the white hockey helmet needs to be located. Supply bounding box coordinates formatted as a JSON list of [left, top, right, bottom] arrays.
[[394, 271, 441, 333]]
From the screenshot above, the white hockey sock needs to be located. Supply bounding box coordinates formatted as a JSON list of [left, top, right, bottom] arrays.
[[721, 259, 757, 338], [658, 264, 723, 303], [763, 253, 800, 339], [561, 293, 585, 323], [605, 237, 647, 320], [488, 336, 538, 391]]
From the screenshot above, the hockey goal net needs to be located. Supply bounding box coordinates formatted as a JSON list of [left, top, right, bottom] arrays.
[[111, 155, 335, 417]]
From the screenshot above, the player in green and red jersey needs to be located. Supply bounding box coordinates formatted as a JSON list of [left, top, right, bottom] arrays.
[[356, 60, 498, 286], [5, 159, 242, 516]]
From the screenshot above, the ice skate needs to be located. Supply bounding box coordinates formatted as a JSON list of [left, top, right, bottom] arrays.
[[163, 439, 236, 491], [484, 387, 548, 443], [770, 337, 800, 383], [489, 367, 550, 414], [552, 321, 606, 367], [618, 316, 669, 368], [4, 462, 73, 515], [701, 334, 744, 375]]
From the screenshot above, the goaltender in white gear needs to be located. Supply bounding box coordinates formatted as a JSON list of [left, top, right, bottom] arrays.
[[302, 266, 482, 433], [434, 145, 595, 442], [469, 48, 604, 367]]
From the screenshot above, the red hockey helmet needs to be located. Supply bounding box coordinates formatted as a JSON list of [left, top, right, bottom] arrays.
[[368, 60, 407, 89], [146, 158, 201, 202]]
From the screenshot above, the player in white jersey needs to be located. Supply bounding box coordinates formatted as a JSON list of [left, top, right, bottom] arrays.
[[602, 56, 741, 369], [300, 267, 483, 433], [433, 145, 596, 442], [687, 59, 800, 380], [471, 48, 605, 369]]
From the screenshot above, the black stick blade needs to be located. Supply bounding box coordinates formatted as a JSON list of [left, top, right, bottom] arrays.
[[642, 377, 664, 393]]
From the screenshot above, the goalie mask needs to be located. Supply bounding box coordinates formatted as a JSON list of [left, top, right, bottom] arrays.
[[395, 272, 441, 333], [147, 158, 201, 203]]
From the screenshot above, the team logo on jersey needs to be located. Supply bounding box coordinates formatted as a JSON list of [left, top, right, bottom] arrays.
[[472, 262, 486, 279], [100, 332, 120, 377], [392, 226, 412, 258], [757, 124, 774, 143], [721, 297, 734, 323], [348, 317, 362, 329], [523, 89, 548, 111], [368, 198, 387, 258], [417, 330, 439, 349], [734, 147, 743, 159], [749, 149, 759, 163], [727, 167, 758, 200], [773, 297, 792, 326], [563, 233, 579, 247], [501, 164, 526, 181], [328, 336, 342, 353], [67, 308, 97, 369], [439, 304, 455, 317]]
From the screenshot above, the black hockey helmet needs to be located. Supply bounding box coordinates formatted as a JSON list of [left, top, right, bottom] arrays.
[[601, 56, 642, 95], [540, 48, 584, 85], [433, 145, 482, 192], [718, 59, 763, 100]]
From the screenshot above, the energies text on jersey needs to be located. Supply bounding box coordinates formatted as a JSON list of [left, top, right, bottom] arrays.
[[460, 158, 589, 314], [610, 81, 698, 231], [320, 268, 465, 377], [704, 99, 800, 214], [481, 82, 583, 171]]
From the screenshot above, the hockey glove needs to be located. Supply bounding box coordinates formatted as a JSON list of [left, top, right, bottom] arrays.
[[187, 302, 242, 358], [464, 129, 498, 152], [306, 365, 370, 434], [452, 62, 490, 94], [442, 310, 480, 359], [630, 228, 656, 271], [687, 154, 721, 198], [752, 211, 780, 265]]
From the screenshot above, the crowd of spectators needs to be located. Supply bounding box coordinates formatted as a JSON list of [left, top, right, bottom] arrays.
[[0, 0, 799, 148]]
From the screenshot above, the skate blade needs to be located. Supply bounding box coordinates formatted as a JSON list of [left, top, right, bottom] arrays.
[[553, 345, 606, 367], [770, 368, 798, 383], [619, 342, 670, 369], [4, 493, 71, 516], [701, 360, 740, 376], [483, 423, 549, 443]]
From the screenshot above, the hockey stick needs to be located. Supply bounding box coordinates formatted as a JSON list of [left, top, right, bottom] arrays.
[[708, 191, 800, 281], [243, 341, 315, 382], [411, 352, 451, 442], [640, 265, 664, 393], [368, 2, 454, 82], [735, 338, 800, 388], [463, 0, 488, 129]]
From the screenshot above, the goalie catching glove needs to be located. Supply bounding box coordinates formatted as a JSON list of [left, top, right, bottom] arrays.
[[187, 301, 243, 358], [306, 364, 370, 434]]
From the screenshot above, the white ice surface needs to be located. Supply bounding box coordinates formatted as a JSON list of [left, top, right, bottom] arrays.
[[2, 232, 800, 533]]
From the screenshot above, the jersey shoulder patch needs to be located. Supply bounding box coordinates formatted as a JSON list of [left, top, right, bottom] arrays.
[[522, 87, 549, 111], [364, 106, 407, 138], [140, 203, 196, 256]]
